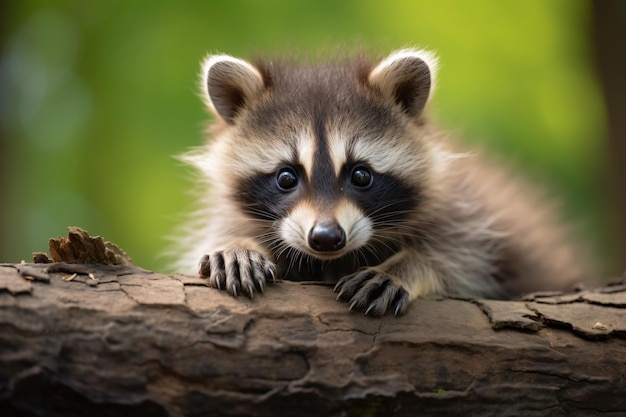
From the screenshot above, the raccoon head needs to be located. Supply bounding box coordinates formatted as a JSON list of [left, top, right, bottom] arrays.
[[199, 49, 441, 264]]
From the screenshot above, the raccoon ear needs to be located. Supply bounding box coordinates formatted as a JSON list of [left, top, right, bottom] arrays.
[[368, 49, 438, 118], [201, 55, 264, 124]]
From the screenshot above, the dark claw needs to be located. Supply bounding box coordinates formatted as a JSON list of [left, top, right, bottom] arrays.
[[256, 275, 265, 294], [265, 261, 279, 283], [244, 281, 255, 299], [334, 269, 375, 302], [212, 251, 227, 290], [393, 288, 409, 316]]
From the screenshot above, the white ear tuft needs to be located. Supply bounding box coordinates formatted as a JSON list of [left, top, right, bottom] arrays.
[[368, 48, 438, 117], [200, 54, 264, 124]]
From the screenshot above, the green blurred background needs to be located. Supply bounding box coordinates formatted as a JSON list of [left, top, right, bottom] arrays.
[[0, 0, 621, 280]]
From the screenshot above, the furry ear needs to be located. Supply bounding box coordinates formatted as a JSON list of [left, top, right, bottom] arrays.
[[200, 55, 264, 124], [368, 49, 438, 118]]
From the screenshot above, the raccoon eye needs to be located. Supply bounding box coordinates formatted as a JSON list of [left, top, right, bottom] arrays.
[[276, 167, 298, 191], [351, 166, 373, 189]]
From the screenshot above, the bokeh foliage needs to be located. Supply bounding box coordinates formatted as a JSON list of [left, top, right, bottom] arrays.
[[0, 0, 613, 276]]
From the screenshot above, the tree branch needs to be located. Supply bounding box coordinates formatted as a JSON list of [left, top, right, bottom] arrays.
[[1, 263, 625, 416]]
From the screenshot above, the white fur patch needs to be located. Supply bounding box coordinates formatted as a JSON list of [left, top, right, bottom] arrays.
[[297, 131, 316, 181], [279, 201, 316, 255], [327, 127, 350, 177], [279, 198, 371, 260], [336, 199, 372, 252]]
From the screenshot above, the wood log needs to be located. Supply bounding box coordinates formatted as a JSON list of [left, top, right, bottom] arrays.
[[1, 263, 625, 416]]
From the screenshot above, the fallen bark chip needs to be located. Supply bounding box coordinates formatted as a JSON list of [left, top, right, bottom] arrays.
[[32, 252, 53, 263], [33, 226, 133, 266]]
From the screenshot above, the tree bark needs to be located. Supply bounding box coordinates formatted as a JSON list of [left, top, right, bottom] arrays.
[[592, 0, 626, 270], [1, 263, 625, 417]]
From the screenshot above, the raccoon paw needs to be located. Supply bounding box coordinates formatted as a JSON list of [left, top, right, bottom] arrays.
[[334, 269, 410, 316], [198, 248, 277, 298]]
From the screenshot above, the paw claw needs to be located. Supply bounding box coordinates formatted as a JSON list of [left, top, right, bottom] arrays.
[[337, 270, 410, 316], [267, 264, 279, 283], [245, 282, 255, 299], [393, 291, 409, 316], [199, 248, 276, 298], [394, 306, 402, 316]]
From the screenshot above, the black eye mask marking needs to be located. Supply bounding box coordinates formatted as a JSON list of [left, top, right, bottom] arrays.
[[234, 164, 304, 221], [342, 162, 419, 223], [234, 155, 420, 238]]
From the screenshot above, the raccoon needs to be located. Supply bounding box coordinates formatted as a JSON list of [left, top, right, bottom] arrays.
[[177, 48, 584, 316]]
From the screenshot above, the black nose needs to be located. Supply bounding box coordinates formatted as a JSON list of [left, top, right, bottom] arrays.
[[308, 222, 346, 252]]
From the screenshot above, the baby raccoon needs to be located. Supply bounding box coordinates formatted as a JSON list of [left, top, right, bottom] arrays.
[[177, 48, 583, 315]]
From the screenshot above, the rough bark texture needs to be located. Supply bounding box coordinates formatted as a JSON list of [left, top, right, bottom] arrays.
[[1, 263, 625, 417]]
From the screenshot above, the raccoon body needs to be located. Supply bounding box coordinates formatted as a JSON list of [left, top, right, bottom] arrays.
[[178, 48, 583, 315]]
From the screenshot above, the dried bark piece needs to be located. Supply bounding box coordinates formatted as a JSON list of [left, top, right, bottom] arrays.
[[32, 252, 53, 264], [35, 226, 133, 266]]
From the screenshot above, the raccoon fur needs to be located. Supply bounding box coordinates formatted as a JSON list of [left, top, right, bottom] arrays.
[[176, 48, 584, 316]]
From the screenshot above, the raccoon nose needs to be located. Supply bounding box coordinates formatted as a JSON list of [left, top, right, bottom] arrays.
[[308, 222, 346, 252]]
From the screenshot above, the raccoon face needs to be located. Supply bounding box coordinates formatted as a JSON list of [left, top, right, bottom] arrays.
[[200, 49, 438, 262]]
